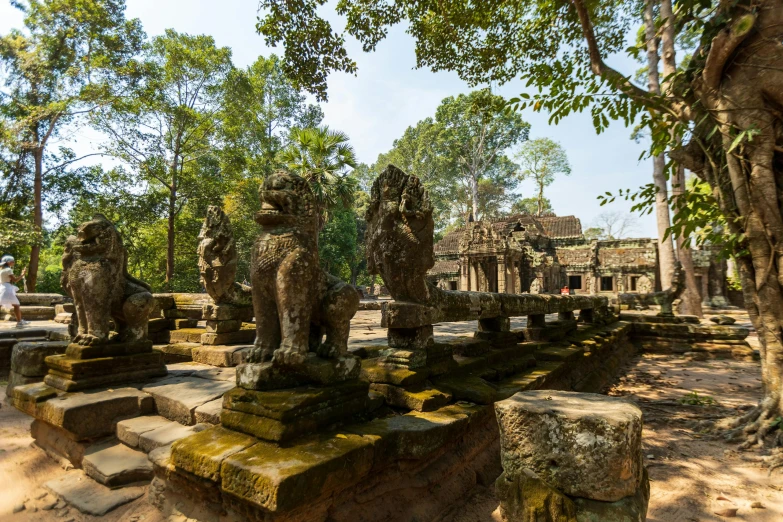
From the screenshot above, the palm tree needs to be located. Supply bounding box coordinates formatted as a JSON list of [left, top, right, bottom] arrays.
[[278, 126, 358, 220]]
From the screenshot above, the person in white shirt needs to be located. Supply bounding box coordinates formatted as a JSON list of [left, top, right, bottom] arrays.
[[0, 255, 29, 327]]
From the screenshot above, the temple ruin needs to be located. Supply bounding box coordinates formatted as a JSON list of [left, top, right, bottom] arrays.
[[429, 213, 728, 306]]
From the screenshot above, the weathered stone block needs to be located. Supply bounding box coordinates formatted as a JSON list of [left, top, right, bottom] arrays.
[[5, 370, 40, 397], [192, 344, 249, 367], [11, 341, 69, 376], [495, 469, 577, 522], [44, 470, 145, 516], [236, 354, 362, 389], [142, 376, 234, 425], [203, 303, 253, 322], [370, 383, 451, 412], [220, 433, 375, 512], [83, 439, 153, 488], [171, 426, 257, 482], [63, 340, 154, 360], [138, 422, 206, 453], [195, 398, 223, 424], [14, 385, 154, 441], [54, 302, 75, 314], [360, 358, 430, 386], [205, 320, 242, 333], [221, 380, 369, 442], [494, 390, 643, 502], [201, 329, 255, 345], [169, 328, 206, 343], [44, 351, 167, 392], [388, 325, 434, 350], [117, 415, 175, 448], [572, 468, 650, 522]]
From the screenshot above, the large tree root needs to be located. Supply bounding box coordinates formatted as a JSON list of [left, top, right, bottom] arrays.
[[723, 400, 783, 474]]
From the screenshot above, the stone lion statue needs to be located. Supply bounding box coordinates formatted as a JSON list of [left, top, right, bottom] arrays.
[[365, 164, 437, 304], [248, 171, 359, 366], [197, 206, 251, 306], [61, 214, 153, 345]]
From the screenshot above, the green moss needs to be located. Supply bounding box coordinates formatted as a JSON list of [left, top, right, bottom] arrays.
[[171, 426, 257, 482], [220, 432, 374, 512]]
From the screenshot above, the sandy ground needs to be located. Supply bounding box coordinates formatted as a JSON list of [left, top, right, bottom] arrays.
[[2, 310, 782, 521]]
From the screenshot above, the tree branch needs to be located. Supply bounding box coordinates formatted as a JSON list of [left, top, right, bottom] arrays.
[[42, 152, 105, 176]]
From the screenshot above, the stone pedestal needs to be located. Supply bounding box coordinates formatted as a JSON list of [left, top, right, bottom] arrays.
[[494, 390, 649, 522], [200, 303, 255, 345], [43, 340, 167, 392], [220, 354, 368, 443]]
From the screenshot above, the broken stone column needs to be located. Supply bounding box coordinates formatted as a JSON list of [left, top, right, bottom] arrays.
[[494, 390, 649, 522]]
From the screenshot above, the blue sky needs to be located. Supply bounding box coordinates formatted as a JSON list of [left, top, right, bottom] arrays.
[[0, 0, 658, 237]]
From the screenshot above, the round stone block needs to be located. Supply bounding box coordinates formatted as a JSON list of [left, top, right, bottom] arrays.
[[494, 390, 643, 502]]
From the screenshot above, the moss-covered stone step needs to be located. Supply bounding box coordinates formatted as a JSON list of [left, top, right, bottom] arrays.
[[221, 380, 370, 442], [169, 328, 206, 344], [370, 382, 451, 411], [191, 344, 252, 367]]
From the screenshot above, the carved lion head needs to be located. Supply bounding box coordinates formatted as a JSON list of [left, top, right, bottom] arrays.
[[69, 214, 123, 259], [255, 171, 317, 228]]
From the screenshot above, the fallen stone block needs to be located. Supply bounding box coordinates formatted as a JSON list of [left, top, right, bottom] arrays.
[[117, 415, 176, 448], [83, 439, 153, 488], [138, 421, 206, 453], [142, 376, 234, 425], [195, 398, 222, 424], [45, 470, 145, 516], [494, 390, 643, 502]]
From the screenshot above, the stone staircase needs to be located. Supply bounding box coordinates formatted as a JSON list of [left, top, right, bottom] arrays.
[[42, 361, 236, 513]]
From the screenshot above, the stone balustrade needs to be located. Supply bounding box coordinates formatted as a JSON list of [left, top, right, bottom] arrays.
[[382, 292, 608, 329]]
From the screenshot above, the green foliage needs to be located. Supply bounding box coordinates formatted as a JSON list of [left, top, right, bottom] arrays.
[[0, 216, 42, 255], [515, 138, 570, 216], [583, 227, 604, 240], [511, 197, 552, 215], [221, 54, 323, 179], [279, 126, 358, 218], [318, 204, 358, 281], [372, 89, 529, 228], [679, 391, 716, 407]]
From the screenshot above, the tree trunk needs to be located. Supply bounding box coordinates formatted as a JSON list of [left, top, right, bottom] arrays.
[[671, 165, 703, 317], [26, 146, 44, 292], [166, 188, 176, 286], [537, 183, 545, 216], [643, 0, 676, 291], [470, 174, 479, 220], [659, 0, 702, 315], [684, 0, 783, 438]]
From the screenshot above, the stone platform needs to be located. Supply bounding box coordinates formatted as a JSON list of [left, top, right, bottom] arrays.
[[149, 320, 639, 522]]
